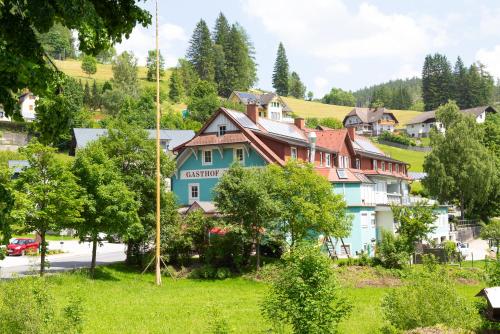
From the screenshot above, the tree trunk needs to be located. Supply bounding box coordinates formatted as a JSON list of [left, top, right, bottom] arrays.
[[460, 195, 465, 220], [40, 231, 46, 277], [497, 240, 499, 259], [256, 234, 261, 271], [126, 240, 133, 265], [90, 235, 98, 278]]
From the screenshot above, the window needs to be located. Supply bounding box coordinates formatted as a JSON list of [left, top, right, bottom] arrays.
[[203, 150, 212, 165], [381, 161, 385, 171], [235, 148, 244, 163], [319, 152, 323, 166], [344, 156, 349, 168], [290, 147, 297, 160], [396, 164, 399, 173], [389, 163, 392, 172], [339, 155, 344, 168], [355, 158, 361, 169], [326, 153, 331, 167], [373, 160, 378, 170], [188, 183, 200, 203], [271, 112, 280, 120], [219, 125, 226, 136], [29, 105, 34, 111]]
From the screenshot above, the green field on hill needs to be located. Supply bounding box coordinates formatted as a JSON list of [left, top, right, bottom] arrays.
[[283, 96, 422, 126], [374, 142, 428, 171]]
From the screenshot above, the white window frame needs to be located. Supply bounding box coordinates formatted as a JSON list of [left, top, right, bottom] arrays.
[[381, 161, 385, 171], [326, 153, 331, 167], [320, 152, 323, 166], [339, 155, 344, 168], [218, 124, 227, 136], [202, 149, 213, 166], [188, 183, 200, 204], [234, 147, 245, 164], [355, 158, 361, 169], [396, 164, 400, 173], [344, 156, 349, 168], [389, 163, 392, 172], [373, 159, 378, 170], [290, 147, 297, 160]]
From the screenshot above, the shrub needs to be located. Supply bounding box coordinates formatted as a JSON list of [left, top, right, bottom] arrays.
[[382, 269, 480, 331], [189, 265, 232, 280], [375, 230, 409, 269], [485, 259, 500, 286], [215, 267, 232, 280], [379, 131, 416, 146], [261, 244, 351, 334], [0, 277, 84, 333]]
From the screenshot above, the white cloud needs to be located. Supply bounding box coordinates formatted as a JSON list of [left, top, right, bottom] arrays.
[[115, 22, 188, 66], [327, 62, 351, 74], [244, 0, 451, 62], [476, 45, 500, 79], [313, 76, 330, 97], [392, 64, 421, 80]]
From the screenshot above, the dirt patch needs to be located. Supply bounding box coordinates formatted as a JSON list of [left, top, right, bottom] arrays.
[[335, 265, 403, 288], [405, 326, 472, 334]]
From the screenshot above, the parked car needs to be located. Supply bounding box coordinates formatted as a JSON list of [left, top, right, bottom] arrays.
[[456, 242, 471, 259], [7, 238, 39, 256]]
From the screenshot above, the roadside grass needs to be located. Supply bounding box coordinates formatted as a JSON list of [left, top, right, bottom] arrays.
[[0, 150, 73, 168], [373, 142, 428, 172], [12, 263, 481, 334], [283, 96, 422, 127], [12, 234, 77, 241]]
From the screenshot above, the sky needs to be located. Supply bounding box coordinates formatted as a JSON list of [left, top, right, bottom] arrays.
[[116, 0, 500, 98]]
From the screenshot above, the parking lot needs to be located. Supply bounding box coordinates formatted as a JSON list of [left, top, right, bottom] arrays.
[[0, 240, 126, 278]]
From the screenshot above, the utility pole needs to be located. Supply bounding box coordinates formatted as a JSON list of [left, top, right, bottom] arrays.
[[155, 0, 162, 286]]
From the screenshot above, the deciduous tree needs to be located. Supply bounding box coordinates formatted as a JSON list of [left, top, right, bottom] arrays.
[[112, 51, 139, 97], [288, 72, 306, 99], [81, 55, 97, 77], [146, 50, 165, 82], [187, 80, 220, 123]]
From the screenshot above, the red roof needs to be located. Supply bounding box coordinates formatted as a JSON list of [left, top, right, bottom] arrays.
[[315, 167, 362, 182], [314, 129, 349, 152], [184, 132, 249, 147]]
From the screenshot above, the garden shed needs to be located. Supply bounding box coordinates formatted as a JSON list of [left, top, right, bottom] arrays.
[[476, 287, 500, 322]]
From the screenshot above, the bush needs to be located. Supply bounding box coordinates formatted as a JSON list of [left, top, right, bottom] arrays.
[[379, 131, 416, 146], [0, 277, 84, 333], [382, 269, 480, 331], [189, 265, 232, 280], [261, 244, 351, 334], [485, 259, 500, 286], [375, 231, 409, 269]]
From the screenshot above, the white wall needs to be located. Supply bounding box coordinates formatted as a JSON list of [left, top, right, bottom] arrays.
[[267, 100, 283, 121], [475, 111, 486, 124], [20, 95, 37, 121], [204, 113, 239, 133], [406, 121, 444, 137]]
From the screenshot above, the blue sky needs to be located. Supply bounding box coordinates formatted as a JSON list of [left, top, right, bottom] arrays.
[[116, 0, 500, 98]]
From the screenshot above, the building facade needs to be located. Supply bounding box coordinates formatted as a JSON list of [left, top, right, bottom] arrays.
[[228, 91, 293, 122], [172, 104, 450, 257], [343, 107, 399, 136]]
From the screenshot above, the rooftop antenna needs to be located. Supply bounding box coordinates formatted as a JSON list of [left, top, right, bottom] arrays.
[[155, 0, 162, 286]]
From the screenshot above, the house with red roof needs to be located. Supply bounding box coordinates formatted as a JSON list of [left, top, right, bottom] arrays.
[[172, 103, 449, 257]]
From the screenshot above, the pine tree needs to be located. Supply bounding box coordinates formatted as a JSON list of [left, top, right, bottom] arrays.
[[168, 68, 184, 103], [466, 64, 482, 108], [91, 80, 100, 110], [288, 71, 306, 99], [272, 42, 289, 96], [186, 19, 215, 82], [221, 24, 256, 97], [391, 86, 412, 109], [146, 50, 165, 82], [370, 86, 391, 108], [421, 53, 453, 111], [84, 81, 92, 107], [477, 62, 494, 106], [452, 57, 469, 109], [213, 12, 230, 46]]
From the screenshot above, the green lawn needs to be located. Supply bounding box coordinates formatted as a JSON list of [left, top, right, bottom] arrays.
[[373, 142, 428, 171], [3, 264, 480, 334], [12, 233, 77, 241]]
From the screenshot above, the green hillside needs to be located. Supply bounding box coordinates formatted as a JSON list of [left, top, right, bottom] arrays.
[[373, 142, 427, 172], [283, 96, 422, 126]]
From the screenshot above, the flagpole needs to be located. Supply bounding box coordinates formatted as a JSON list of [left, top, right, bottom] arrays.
[[155, 0, 162, 286]]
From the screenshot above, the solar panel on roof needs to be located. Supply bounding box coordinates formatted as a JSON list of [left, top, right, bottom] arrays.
[[337, 169, 348, 179], [258, 118, 306, 141]]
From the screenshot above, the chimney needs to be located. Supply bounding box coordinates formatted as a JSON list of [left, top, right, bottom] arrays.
[[347, 126, 356, 140], [294, 117, 305, 129], [247, 103, 259, 124]]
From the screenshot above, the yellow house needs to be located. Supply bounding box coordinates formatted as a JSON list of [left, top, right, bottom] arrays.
[[228, 91, 293, 122]]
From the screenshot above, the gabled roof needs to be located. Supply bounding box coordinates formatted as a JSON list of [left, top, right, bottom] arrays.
[[461, 105, 497, 116], [406, 105, 497, 125], [343, 107, 398, 125], [231, 91, 292, 112], [476, 287, 500, 309], [183, 133, 249, 147], [73, 128, 195, 151]]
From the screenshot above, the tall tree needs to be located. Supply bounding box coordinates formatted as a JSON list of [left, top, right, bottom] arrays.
[[81, 54, 97, 77], [214, 164, 281, 270], [177, 58, 199, 97], [480, 219, 500, 257], [73, 141, 139, 277], [83, 81, 92, 106], [477, 62, 494, 107], [452, 57, 469, 109], [421, 53, 453, 110], [38, 23, 75, 60], [370, 86, 392, 108], [288, 71, 306, 99], [391, 86, 413, 110], [11, 141, 85, 276], [112, 51, 139, 97], [186, 19, 215, 82], [267, 160, 351, 247], [0, 0, 151, 117], [213, 12, 231, 46], [0, 167, 14, 249], [91, 79, 101, 110], [322, 87, 356, 106], [146, 49, 165, 82], [168, 68, 184, 103], [187, 80, 220, 123], [272, 42, 289, 96], [423, 101, 497, 219], [212, 13, 230, 96]]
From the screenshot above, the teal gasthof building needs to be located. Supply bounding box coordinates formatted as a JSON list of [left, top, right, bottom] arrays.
[[172, 98, 450, 257]]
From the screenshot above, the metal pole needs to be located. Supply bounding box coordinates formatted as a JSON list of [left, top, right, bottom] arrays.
[[155, 0, 162, 286]]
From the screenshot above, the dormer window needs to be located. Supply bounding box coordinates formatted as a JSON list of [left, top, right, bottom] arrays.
[[219, 125, 226, 136], [355, 158, 360, 169]]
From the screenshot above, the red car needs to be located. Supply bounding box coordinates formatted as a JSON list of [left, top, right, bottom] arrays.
[[7, 238, 39, 256]]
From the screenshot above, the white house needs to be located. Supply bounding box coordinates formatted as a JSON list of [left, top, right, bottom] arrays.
[[228, 91, 293, 123], [406, 106, 497, 137], [19, 92, 37, 122], [343, 107, 399, 136]]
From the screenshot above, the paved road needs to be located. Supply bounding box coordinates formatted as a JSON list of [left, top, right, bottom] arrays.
[[0, 241, 126, 278]]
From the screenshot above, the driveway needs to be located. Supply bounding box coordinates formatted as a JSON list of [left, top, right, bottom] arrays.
[[463, 238, 490, 261], [0, 240, 126, 278]]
